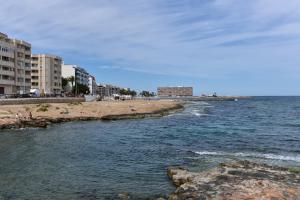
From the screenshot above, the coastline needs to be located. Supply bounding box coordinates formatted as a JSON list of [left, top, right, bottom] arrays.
[[0, 100, 184, 130], [167, 161, 300, 200]]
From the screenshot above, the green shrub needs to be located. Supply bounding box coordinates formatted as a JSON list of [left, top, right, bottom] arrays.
[[68, 102, 82, 106], [289, 167, 300, 174], [36, 104, 51, 112]]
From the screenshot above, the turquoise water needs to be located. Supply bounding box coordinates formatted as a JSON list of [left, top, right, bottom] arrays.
[[0, 97, 299, 199]]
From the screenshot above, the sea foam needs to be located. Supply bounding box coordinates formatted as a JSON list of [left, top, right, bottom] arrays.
[[194, 151, 300, 162]]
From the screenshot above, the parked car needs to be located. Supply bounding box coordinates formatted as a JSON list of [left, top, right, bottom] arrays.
[[17, 94, 31, 98]]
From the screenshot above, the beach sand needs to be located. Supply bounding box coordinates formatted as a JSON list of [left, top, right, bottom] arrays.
[[0, 100, 183, 129]]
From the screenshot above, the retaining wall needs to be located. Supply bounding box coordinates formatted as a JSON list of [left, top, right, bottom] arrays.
[[0, 98, 85, 105]]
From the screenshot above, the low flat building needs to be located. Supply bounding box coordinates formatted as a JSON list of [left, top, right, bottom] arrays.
[[31, 54, 62, 95], [96, 84, 121, 97], [157, 86, 193, 97], [0, 32, 31, 95]]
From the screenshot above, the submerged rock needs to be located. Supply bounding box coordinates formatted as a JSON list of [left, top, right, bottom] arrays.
[[167, 160, 300, 200]]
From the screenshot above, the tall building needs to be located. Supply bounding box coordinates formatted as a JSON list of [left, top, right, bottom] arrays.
[[31, 54, 62, 95], [12, 39, 32, 94], [157, 86, 193, 97], [0, 32, 31, 95]]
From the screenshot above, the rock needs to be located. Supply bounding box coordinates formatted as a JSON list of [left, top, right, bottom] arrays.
[[167, 161, 300, 200], [118, 192, 130, 199], [167, 167, 196, 187]]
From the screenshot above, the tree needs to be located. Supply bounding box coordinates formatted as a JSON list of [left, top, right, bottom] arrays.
[[68, 76, 75, 91], [140, 91, 155, 97], [120, 88, 137, 96], [131, 90, 137, 97], [72, 83, 90, 95], [62, 77, 69, 91]]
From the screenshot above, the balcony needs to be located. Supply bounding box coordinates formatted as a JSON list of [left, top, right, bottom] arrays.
[[0, 50, 14, 58], [0, 79, 14, 85], [0, 60, 14, 68], [0, 75, 14, 85], [24, 58, 31, 63], [0, 70, 14, 76]]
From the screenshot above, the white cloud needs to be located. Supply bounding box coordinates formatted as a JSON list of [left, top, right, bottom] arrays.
[[1, 0, 300, 78]]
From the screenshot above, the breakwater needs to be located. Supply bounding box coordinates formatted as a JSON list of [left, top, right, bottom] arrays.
[[157, 96, 250, 101]]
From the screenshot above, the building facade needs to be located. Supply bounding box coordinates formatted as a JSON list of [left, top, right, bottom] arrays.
[[31, 54, 62, 95], [96, 84, 120, 97], [61, 64, 90, 93], [0, 32, 31, 95], [88, 75, 97, 95], [13, 39, 32, 94], [157, 86, 193, 97], [62, 64, 89, 86]]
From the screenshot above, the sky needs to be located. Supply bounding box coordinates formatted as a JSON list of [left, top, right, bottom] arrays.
[[1, 0, 300, 96]]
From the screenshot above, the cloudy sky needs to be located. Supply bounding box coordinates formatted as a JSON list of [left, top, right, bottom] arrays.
[[1, 0, 300, 95]]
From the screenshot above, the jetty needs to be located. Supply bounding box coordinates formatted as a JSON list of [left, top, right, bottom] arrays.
[[155, 96, 250, 101]]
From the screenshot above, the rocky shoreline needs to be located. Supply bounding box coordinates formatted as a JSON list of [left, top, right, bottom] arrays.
[[167, 160, 300, 200], [0, 101, 184, 130]]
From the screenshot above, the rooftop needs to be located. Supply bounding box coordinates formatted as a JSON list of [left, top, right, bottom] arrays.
[[31, 54, 62, 60]]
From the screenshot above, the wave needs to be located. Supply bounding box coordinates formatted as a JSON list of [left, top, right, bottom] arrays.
[[193, 151, 300, 162], [191, 109, 210, 117]]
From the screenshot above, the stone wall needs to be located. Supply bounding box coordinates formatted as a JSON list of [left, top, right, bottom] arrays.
[[0, 98, 85, 105]]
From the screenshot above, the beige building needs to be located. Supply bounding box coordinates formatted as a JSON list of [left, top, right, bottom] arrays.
[[0, 32, 31, 95], [31, 54, 62, 95], [157, 86, 193, 97], [12, 39, 32, 94]]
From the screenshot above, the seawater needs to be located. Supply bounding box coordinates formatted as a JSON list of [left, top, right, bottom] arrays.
[[0, 97, 299, 199]]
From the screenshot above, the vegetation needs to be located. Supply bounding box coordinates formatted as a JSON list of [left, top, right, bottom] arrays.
[[72, 83, 90, 95], [120, 88, 137, 96], [62, 77, 69, 91], [289, 167, 300, 174], [68, 76, 75, 89], [140, 91, 155, 97], [68, 102, 82, 106], [36, 104, 51, 112]]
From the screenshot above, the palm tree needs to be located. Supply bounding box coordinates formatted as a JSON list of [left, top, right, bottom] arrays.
[[68, 76, 75, 94]]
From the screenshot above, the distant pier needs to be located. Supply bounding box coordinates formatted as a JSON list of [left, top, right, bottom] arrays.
[[154, 96, 251, 101]]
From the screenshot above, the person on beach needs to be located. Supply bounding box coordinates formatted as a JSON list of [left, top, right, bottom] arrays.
[[16, 113, 21, 128], [29, 112, 33, 120]]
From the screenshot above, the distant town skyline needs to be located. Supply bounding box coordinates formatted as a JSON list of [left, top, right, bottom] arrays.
[[1, 0, 300, 96]]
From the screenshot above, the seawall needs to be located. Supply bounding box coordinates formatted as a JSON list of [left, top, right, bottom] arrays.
[[0, 97, 85, 105]]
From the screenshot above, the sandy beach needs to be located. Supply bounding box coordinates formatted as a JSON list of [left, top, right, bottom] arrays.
[[0, 100, 183, 129]]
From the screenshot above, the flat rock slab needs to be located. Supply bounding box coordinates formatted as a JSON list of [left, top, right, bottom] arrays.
[[168, 161, 300, 200]]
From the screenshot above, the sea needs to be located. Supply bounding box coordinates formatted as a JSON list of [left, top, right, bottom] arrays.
[[0, 97, 299, 199]]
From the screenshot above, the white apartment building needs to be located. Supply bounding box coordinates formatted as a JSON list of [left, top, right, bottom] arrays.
[[61, 64, 90, 92], [88, 75, 97, 95], [31, 54, 62, 95], [0, 32, 31, 95]]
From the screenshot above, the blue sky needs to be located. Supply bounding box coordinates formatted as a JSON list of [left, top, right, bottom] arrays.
[[1, 0, 300, 95]]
